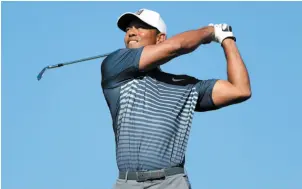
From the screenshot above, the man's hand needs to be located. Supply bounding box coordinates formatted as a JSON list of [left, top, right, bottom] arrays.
[[209, 23, 236, 44]]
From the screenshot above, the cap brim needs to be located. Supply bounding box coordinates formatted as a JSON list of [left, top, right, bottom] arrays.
[[117, 13, 141, 32]]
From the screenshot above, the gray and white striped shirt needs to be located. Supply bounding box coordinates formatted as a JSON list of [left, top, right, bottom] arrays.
[[101, 47, 217, 171]]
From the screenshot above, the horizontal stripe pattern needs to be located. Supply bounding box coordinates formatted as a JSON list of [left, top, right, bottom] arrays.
[[116, 77, 198, 171]]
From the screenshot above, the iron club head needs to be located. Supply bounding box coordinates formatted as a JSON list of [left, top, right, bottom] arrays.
[[37, 67, 48, 81]]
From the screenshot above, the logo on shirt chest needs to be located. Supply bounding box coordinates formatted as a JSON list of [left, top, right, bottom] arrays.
[[172, 78, 185, 82]]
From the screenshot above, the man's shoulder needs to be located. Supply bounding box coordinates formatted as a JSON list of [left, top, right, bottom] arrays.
[[101, 48, 124, 65], [105, 47, 144, 59], [101, 47, 144, 88], [101, 47, 143, 68]]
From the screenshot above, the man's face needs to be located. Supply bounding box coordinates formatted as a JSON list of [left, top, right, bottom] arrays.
[[124, 19, 159, 49]]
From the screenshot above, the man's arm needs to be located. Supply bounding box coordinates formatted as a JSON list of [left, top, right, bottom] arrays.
[[212, 39, 251, 108], [139, 26, 214, 70]]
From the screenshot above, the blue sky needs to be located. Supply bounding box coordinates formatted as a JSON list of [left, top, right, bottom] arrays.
[[2, 1, 302, 189]]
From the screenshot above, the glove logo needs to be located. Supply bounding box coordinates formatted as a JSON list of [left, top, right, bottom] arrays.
[[222, 25, 232, 32]]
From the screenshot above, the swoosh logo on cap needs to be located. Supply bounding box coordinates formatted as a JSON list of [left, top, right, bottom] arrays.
[[136, 9, 144, 15]]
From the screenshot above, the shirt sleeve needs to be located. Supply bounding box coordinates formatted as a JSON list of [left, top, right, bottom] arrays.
[[101, 47, 144, 89], [194, 79, 219, 112]]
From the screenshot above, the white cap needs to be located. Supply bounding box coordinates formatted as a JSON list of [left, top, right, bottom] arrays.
[[117, 8, 167, 34]]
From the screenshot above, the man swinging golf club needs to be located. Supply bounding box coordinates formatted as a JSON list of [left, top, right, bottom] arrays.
[[101, 8, 251, 189]]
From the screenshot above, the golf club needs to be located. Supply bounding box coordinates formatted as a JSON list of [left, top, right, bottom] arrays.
[[37, 52, 111, 81]]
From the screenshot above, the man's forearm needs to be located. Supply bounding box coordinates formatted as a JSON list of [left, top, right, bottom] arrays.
[[138, 26, 214, 70], [222, 39, 251, 95], [168, 26, 214, 54]]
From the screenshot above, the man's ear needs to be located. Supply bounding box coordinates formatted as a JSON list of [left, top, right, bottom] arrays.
[[156, 33, 167, 44]]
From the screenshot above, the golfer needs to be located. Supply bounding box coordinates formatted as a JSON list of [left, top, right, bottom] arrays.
[[101, 8, 251, 189]]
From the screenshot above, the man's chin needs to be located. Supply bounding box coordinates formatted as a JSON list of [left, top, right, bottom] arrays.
[[127, 44, 143, 49]]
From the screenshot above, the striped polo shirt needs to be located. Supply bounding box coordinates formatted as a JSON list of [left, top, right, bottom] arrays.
[[101, 47, 217, 171]]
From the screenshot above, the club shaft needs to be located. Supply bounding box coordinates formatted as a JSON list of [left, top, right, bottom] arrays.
[[49, 53, 111, 68], [37, 52, 111, 81]]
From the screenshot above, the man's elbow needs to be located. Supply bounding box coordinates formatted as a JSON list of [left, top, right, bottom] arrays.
[[238, 89, 252, 102]]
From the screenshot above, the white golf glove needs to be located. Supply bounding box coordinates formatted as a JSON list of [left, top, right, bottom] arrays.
[[209, 23, 236, 44]]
